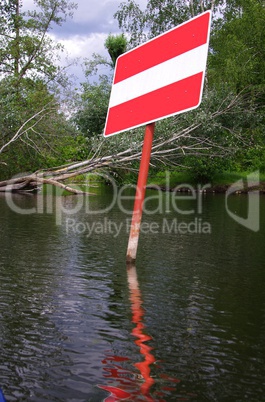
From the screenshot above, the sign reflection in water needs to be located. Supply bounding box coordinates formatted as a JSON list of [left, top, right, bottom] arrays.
[[128, 264, 155, 397], [98, 265, 181, 401]]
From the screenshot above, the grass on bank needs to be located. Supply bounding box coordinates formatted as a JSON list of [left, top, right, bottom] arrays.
[[148, 170, 265, 190], [41, 170, 265, 195]]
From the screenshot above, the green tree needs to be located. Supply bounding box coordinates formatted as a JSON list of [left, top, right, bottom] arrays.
[[114, 0, 221, 47], [0, 0, 76, 86], [74, 75, 112, 137], [113, 0, 265, 178], [115, 0, 265, 92], [209, 0, 265, 92], [105, 33, 127, 67], [0, 76, 80, 178], [0, 0, 79, 178]]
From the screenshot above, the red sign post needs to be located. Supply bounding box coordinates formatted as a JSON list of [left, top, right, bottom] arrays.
[[103, 11, 212, 263], [126, 123, 155, 263]]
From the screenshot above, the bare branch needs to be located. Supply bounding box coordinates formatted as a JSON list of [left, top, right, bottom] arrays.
[[0, 88, 254, 194], [0, 102, 56, 155]]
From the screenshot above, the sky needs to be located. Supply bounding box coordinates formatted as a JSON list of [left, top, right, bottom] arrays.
[[24, 0, 148, 85]]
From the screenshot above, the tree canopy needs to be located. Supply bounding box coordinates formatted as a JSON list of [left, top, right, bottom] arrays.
[[0, 0, 76, 85], [1, 0, 264, 184], [75, 0, 265, 181], [0, 0, 79, 178]]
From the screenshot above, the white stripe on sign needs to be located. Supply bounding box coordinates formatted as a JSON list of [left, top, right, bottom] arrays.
[[109, 43, 209, 108]]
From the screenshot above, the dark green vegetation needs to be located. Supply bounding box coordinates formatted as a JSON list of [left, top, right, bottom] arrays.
[[147, 170, 265, 192], [0, 0, 264, 184]]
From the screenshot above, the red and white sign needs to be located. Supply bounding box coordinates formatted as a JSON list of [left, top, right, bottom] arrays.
[[104, 11, 211, 137]]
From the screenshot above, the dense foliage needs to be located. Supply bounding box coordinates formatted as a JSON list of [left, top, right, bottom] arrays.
[[0, 0, 80, 179], [75, 0, 265, 181], [1, 0, 264, 182]]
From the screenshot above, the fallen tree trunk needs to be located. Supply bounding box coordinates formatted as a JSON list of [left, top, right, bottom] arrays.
[[0, 128, 236, 194], [0, 173, 95, 194], [0, 180, 33, 192], [0, 147, 141, 194], [0, 88, 254, 195]]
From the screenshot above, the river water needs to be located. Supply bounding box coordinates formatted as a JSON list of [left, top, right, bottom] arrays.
[[0, 185, 265, 401]]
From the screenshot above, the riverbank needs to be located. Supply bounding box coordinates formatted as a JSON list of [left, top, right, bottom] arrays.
[[147, 171, 265, 193]]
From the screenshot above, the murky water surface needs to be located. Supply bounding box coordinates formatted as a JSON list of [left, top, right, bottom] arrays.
[[0, 188, 265, 401]]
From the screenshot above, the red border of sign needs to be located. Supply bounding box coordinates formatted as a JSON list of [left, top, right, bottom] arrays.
[[104, 11, 212, 137]]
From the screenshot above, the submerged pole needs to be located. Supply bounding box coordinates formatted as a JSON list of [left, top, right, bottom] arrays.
[[126, 122, 155, 264]]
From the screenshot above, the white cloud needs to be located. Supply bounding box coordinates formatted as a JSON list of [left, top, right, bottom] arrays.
[[60, 33, 108, 59], [72, 0, 148, 25], [72, 0, 116, 24], [54, 0, 148, 83], [23, 0, 149, 83], [51, 32, 110, 84]]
